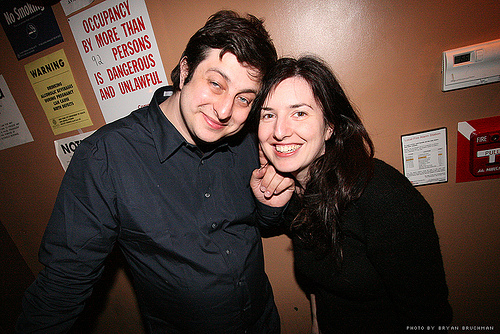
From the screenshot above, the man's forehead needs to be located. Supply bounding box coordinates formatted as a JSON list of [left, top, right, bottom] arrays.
[[203, 49, 261, 77], [206, 66, 261, 84], [199, 51, 261, 89]]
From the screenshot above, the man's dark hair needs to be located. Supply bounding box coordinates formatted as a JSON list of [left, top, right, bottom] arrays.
[[170, 10, 277, 91]]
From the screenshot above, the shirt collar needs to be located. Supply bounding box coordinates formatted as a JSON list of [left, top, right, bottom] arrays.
[[147, 86, 236, 163], [147, 86, 185, 162]]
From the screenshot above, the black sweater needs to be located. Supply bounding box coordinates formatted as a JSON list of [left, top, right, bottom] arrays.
[[290, 159, 452, 333]]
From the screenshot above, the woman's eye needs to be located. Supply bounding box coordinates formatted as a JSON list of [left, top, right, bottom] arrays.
[[261, 113, 275, 120], [294, 111, 307, 117]]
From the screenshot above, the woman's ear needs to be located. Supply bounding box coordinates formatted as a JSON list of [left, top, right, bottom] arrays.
[[324, 124, 334, 141], [179, 57, 189, 89]]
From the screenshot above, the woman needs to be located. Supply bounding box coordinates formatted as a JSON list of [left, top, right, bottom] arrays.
[[252, 56, 452, 333]]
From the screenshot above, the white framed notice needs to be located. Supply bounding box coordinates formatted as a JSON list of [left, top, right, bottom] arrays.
[[68, 0, 168, 124], [401, 127, 448, 186], [0, 75, 34, 151]]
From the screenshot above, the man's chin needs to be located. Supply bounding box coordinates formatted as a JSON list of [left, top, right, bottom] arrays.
[[191, 125, 248, 148], [193, 134, 226, 150]]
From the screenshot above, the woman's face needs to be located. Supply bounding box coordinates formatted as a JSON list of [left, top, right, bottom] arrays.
[[258, 77, 333, 186]]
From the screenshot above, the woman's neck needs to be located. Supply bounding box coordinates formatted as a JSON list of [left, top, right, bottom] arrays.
[[293, 168, 309, 190]]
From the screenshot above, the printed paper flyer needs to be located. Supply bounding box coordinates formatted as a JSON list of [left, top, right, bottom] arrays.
[[0, 0, 63, 60], [0, 74, 34, 150], [24, 48, 93, 135], [60, 0, 95, 16], [401, 128, 448, 186], [54, 130, 94, 170], [68, 0, 167, 124]]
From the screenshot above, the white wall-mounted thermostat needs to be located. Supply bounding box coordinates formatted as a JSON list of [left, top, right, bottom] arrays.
[[442, 38, 500, 91]]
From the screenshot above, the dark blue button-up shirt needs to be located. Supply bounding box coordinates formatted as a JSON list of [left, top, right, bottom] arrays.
[[17, 87, 282, 333]]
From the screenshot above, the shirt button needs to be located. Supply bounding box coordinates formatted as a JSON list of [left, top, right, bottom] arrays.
[[226, 249, 230, 255], [204, 192, 211, 198], [211, 223, 218, 229]]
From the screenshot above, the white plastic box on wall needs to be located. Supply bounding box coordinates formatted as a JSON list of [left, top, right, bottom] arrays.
[[442, 38, 500, 91]]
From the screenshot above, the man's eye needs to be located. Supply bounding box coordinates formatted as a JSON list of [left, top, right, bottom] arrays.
[[237, 96, 250, 106]]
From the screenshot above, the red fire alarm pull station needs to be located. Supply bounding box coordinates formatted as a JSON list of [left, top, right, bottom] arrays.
[[470, 129, 500, 177], [457, 116, 500, 182]]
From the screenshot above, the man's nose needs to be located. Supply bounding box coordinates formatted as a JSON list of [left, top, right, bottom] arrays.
[[214, 95, 234, 122]]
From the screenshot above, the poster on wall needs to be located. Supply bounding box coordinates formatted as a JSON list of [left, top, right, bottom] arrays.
[[68, 0, 168, 124], [60, 0, 95, 16], [54, 130, 94, 170], [457, 115, 500, 183], [401, 128, 448, 186], [24, 48, 93, 135], [0, 74, 34, 151], [0, 0, 63, 60]]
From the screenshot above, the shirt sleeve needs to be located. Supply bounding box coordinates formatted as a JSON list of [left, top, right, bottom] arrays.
[[254, 200, 288, 229], [16, 136, 119, 333], [359, 161, 452, 326]]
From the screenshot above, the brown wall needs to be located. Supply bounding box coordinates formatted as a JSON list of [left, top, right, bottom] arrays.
[[1, 0, 499, 332]]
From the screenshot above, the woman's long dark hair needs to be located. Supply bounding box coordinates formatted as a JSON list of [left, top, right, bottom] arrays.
[[252, 56, 374, 262]]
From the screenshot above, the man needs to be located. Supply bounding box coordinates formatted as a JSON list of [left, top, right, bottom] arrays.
[[17, 11, 292, 333]]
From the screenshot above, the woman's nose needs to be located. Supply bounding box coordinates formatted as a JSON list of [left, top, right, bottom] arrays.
[[273, 117, 291, 140]]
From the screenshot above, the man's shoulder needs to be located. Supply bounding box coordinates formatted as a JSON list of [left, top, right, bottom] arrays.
[[87, 85, 171, 144], [86, 107, 150, 144]]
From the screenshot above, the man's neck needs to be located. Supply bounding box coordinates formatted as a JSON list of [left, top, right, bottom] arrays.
[[159, 91, 194, 145]]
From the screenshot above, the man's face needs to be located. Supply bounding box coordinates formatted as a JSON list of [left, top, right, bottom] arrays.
[[176, 49, 261, 145]]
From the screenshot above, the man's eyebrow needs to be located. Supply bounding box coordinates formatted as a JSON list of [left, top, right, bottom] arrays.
[[208, 68, 230, 82], [207, 68, 258, 94]]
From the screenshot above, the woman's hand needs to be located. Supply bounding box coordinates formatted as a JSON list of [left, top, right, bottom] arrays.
[[250, 148, 294, 207]]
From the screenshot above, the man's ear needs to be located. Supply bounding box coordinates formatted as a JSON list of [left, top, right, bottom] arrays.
[[179, 57, 189, 89]]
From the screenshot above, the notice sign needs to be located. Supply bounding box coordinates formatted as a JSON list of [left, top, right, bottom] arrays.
[[401, 128, 448, 186], [0, 74, 34, 151], [60, 0, 94, 16], [68, 0, 167, 124], [24, 48, 93, 135], [0, 0, 63, 60], [54, 130, 94, 170]]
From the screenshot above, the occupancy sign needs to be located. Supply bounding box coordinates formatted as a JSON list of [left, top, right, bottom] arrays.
[[68, 0, 168, 124]]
